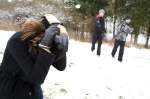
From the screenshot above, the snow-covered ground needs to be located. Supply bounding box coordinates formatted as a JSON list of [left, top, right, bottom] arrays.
[[0, 30, 15, 62], [0, 30, 150, 99]]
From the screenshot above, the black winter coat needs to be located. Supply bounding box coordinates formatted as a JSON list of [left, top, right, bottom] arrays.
[[94, 16, 106, 35], [0, 32, 66, 99]]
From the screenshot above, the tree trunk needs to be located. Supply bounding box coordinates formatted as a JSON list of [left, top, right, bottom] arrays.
[[134, 27, 139, 45], [112, 0, 117, 38], [113, 16, 116, 38], [134, 34, 138, 45], [145, 26, 150, 48], [80, 16, 86, 41]]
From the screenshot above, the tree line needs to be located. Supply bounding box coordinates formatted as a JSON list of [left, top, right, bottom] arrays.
[[65, 0, 150, 48], [0, 0, 149, 48]]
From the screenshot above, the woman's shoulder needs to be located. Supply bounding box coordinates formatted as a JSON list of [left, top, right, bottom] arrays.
[[7, 32, 23, 45], [6, 32, 28, 51], [8, 32, 23, 42], [11, 32, 22, 39]]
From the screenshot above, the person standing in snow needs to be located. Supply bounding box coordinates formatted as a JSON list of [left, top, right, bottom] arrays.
[[0, 14, 68, 99], [91, 9, 106, 56], [111, 16, 134, 62]]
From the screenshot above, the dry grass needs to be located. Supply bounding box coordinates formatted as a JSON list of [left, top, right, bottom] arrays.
[[0, 22, 149, 49], [0, 22, 20, 31]]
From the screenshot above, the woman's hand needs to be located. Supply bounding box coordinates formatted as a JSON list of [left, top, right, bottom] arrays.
[[40, 25, 60, 48]]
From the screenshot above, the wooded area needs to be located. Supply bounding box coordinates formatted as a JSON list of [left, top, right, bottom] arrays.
[[0, 0, 149, 48]]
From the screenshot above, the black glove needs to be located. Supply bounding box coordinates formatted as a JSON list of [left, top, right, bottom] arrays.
[[54, 33, 69, 52], [50, 46, 65, 61], [40, 25, 60, 47]]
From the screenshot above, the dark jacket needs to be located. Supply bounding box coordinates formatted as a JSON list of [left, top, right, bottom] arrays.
[[94, 15, 106, 35], [0, 32, 66, 99]]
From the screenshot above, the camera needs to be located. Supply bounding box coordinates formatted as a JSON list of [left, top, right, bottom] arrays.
[[40, 14, 69, 52]]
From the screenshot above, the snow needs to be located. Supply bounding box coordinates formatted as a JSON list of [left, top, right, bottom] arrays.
[[43, 40, 150, 99], [0, 30, 15, 62], [0, 30, 150, 99]]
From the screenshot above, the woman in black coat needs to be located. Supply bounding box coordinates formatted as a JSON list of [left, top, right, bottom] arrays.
[[91, 9, 106, 56], [0, 19, 67, 99]]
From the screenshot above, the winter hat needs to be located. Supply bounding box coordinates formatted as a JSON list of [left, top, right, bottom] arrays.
[[99, 9, 105, 17], [44, 14, 60, 24]]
